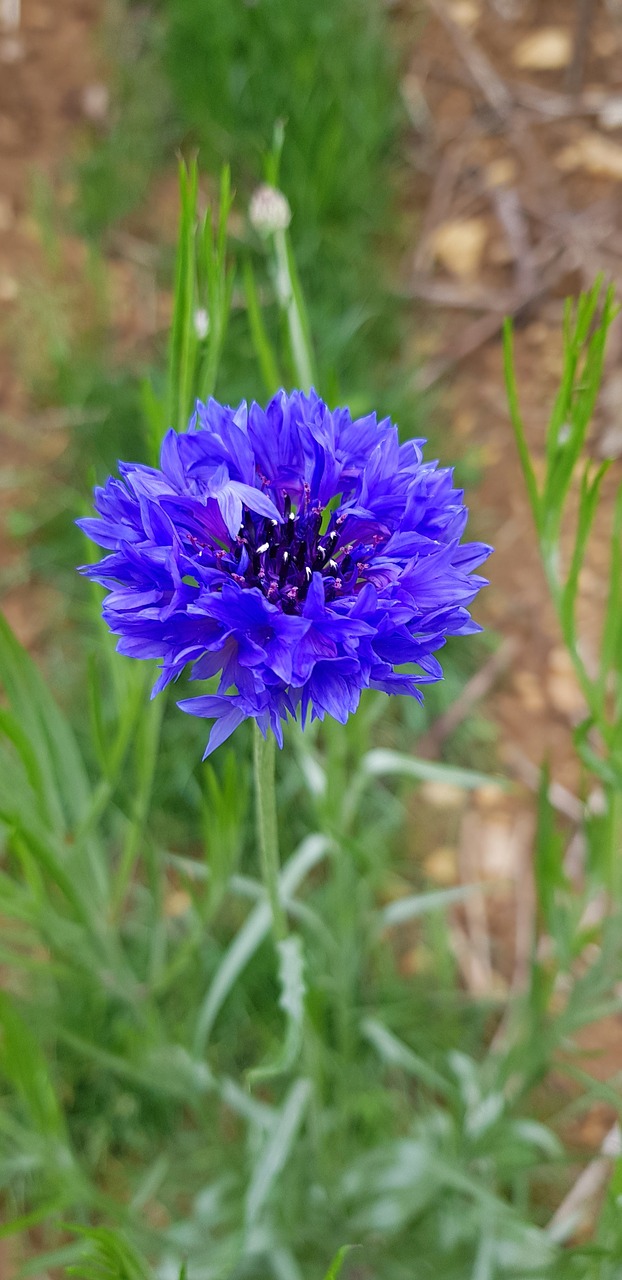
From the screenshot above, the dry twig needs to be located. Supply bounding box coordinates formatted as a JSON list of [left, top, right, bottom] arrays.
[[458, 811, 494, 993], [566, 0, 597, 97], [426, 0, 512, 119], [417, 638, 519, 755], [548, 1122, 622, 1243], [503, 745, 584, 824]]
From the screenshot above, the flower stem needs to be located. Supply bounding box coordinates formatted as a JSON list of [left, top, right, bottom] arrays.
[[273, 226, 315, 392], [253, 722, 287, 942]]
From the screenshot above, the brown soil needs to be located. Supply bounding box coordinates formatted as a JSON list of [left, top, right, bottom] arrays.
[[404, 0, 622, 787], [401, 0, 622, 1190], [0, 0, 104, 644], [0, 0, 106, 400]]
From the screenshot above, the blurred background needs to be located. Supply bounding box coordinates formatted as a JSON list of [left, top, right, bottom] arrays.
[[3, 1, 622, 1277]]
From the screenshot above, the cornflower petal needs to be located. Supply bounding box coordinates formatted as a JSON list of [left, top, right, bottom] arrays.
[[78, 390, 491, 754]]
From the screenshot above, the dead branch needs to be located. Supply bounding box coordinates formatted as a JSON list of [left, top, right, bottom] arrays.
[[503, 745, 584, 824], [548, 1123, 622, 1243], [417, 637, 519, 755], [490, 184, 535, 298], [566, 0, 597, 98], [458, 811, 495, 992], [426, 0, 513, 119], [413, 244, 569, 391]]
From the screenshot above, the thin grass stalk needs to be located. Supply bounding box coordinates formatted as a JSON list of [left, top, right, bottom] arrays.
[[253, 722, 287, 942]]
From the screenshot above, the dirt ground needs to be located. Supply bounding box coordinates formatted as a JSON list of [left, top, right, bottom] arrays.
[[401, 0, 622, 1172], [0, 0, 106, 404], [0, 0, 104, 644], [2, 0, 622, 1223]]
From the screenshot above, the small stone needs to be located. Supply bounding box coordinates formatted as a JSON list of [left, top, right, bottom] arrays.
[[513, 27, 572, 71], [556, 133, 622, 180], [447, 0, 480, 28], [599, 98, 622, 131], [81, 82, 109, 124], [485, 157, 519, 188], [431, 216, 488, 280]]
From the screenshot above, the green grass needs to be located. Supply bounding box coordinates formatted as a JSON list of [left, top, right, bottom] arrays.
[[73, 0, 411, 403], [3, 159, 622, 1278], [3, 2, 622, 1275]]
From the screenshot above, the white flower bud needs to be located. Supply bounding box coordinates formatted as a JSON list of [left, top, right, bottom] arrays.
[[249, 184, 291, 236], [193, 308, 209, 340]]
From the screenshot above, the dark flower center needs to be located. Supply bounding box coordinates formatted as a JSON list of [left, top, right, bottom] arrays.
[[229, 494, 358, 613]]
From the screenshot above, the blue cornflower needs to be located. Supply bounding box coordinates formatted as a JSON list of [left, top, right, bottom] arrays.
[[79, 390, 491, 756]]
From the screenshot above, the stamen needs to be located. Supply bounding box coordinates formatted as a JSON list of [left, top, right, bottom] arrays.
[[225, 492, 367, 612], [278, 551, 290, 587]]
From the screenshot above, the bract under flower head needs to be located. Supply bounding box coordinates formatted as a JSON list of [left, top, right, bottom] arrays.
[[78, 390, 491, 757]]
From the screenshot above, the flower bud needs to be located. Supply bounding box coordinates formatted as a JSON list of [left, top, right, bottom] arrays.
[[249, 184, 292, 236]]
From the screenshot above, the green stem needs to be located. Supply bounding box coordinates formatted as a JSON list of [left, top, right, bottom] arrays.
[[273, 227, 314, 391], [253, 723, 287, 941], [112, 690, 164, 921]]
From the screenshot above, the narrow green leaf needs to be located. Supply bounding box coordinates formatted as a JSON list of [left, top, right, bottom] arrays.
[[561, 459, 610, 656], [167, 157, 199, 430], [282, 228, 316, 390], [362, 747, 504, 790], [599, 483, 622, 706], [361, 1016, 452, 1096], [248, 933, 306, 1083], [0, 992, 67, 1138], [533, 765, 567, 929], [243, 257, 282, 395], [0, 613, 91, 833], [194, 834, 329, 1053], [322, 1246, 357, 1280], [245, 1077, 311, 1227], [379, 882, 490, 929], [503, 318, 540, 528], [66, 1226, 150, 1280]]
